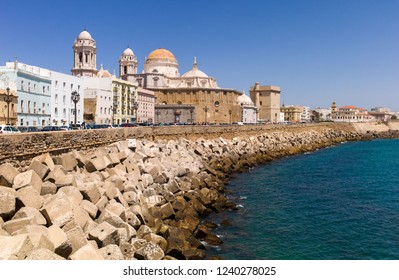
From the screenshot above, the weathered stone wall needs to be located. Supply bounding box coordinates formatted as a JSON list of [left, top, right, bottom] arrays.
[[0, 123, 356, 164]]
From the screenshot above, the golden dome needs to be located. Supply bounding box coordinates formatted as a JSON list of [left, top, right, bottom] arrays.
[[147, 48, 177, 62]]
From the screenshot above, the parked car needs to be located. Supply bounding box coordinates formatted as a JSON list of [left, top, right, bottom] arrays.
[[18, 126, 40, 133], [0, 125, 21, 134], [41, 126, 63, 132], [59, 126, 70, 131]]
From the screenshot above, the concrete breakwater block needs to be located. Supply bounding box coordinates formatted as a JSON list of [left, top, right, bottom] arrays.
[[0, 129, 364, 260]]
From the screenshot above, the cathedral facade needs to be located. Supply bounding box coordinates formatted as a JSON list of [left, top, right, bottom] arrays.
[[119, 47, 254, 124]]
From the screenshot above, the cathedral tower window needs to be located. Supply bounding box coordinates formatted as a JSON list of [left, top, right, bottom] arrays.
[[79, 52, 83, 63]]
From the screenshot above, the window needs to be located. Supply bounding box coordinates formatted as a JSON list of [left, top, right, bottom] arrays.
[[21, 80, 24, 91], [55, 107, 58, 117], [55, 81, 58, 90], [55, 94, 58, 104], [63, 95, 66, 105], [63, 82, 66, 91], [43, 86, 46, 93], [33, 102, 37, 114], [79, 52, 83, 63], [214, 101, 220, 107], [20, 100, 24, 113], [28, 101, 31, 113]]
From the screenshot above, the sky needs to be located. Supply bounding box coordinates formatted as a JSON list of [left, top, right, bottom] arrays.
[[1, 0, 398, 110]]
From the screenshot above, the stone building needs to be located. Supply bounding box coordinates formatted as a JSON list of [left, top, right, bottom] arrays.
[[120, 48, 245, 124], [249, 82, 281, 123]]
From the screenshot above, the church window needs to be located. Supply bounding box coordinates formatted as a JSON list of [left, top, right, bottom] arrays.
[[79, 52, 83, 63], [214, 101, 220, 107], [124, 66, 127, 74], [85, 53, 88, 63], [260, 101, 263, 105]]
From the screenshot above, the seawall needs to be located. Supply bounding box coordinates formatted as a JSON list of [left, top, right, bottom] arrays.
[[0, 123, 398, 260], [0, 122, 356, 164]]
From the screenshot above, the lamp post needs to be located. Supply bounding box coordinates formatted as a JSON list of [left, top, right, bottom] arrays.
[[3, 87, 12, 125], [71, 90, 80, 128], [189, 107, 194, 124], [203, 106, 209, 125], [228, 109, 232, 125], [132, 101, 139, 124]]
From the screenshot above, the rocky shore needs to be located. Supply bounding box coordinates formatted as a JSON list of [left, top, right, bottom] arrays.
[[0, 126, 396, 260]]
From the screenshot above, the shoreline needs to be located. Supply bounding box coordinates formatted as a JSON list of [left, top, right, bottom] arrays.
[[0, 126, 398, 260]]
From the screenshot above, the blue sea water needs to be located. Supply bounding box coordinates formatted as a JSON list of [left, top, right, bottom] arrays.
[[207, 139, 399, 260]]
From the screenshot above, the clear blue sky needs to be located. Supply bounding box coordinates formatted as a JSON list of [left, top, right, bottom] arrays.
[[1, 0, 398, 110]]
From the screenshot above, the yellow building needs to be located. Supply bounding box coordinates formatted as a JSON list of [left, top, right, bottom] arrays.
[[0, 87, 17, 125], [280, 105, 302, 122]]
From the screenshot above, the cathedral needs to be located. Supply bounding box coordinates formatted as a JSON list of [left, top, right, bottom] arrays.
[[71, 29, 279, 125], [117, 46, 257, 124]]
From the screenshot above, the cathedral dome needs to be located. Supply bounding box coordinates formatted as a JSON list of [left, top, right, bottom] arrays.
[[182, 57, 209, 78], [122, 47, 134, 56], [78, 30, 92, 40], [237, 94, 254, 105], [146, 48, 177, 62]]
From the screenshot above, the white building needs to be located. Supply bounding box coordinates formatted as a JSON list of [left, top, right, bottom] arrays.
[[312, 107, 332, 121], [137, 87, 155, 124], [1, 61, 52, 127], [237, 93, 257, 124], [332, 105, 375, 122], [300, 106, 311, 122], [51, 71, 85, 126]]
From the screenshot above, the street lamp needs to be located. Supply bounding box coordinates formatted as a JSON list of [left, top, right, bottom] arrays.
[[3, 87, 12, 125], [71, 90, 80, 128], [132, 101, 139, 124], [203, 106, 209, 125]]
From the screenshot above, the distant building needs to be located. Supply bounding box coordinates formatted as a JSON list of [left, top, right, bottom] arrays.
[[249, 82, 281, 123], [300, 106, 311, 122], [280, 104, 302, 122], [331, 104, 375, 122], [311, 107, 332, 122]]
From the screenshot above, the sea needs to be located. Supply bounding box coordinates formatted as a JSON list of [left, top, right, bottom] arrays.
[[206, 139, 399, 260]]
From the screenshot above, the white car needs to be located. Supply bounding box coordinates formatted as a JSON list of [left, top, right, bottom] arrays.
[[0, 125, 21, 134]]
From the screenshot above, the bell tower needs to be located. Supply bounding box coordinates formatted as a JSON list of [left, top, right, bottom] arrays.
[[119, 47, 138, 82], [71, 29, 98, 77]]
